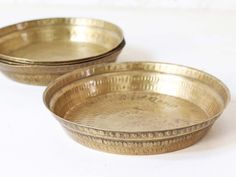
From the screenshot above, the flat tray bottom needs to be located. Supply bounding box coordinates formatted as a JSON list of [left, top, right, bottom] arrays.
[[9, 41, 107, 61], [65, 92, 208, 132]]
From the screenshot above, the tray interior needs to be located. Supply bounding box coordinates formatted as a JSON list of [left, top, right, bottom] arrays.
[[49, 71, 224, 132]]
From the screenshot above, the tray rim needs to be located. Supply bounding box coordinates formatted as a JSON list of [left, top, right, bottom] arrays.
[[0, 39, 125, 66], [0, 17, 124, 64]]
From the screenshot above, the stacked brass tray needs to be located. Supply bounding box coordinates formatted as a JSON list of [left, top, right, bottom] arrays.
[[0, 17, 231, 155], [0, 18, 125, 85]]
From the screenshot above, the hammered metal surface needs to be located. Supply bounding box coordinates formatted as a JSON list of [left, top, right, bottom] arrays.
[[44, 62, 230, 155], [65, 92, 207, 131], [0, 18, 124, 65], [0, 18, 125, 85], [0, 49, 121, 85]]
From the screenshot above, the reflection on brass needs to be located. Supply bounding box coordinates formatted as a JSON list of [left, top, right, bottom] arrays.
[[44, 62, 230, 155], [0, 18, 125, 85]]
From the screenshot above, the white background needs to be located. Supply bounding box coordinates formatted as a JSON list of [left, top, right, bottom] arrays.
[[2, 0, 236, 10], [0, 1, 236, 177]]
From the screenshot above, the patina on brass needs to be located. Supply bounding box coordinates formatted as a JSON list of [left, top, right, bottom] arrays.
[[0, 18, 125, 85], [44, 62, 230, 155]]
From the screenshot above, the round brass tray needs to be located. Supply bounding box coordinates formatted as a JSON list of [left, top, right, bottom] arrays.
[[0, 47, 122, 85], [0, 18, 124, 65], [44, 62, 230, 155]]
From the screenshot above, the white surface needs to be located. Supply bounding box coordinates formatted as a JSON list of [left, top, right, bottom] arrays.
[[2, 0, 236, 10], [0, 5, 236, 177]]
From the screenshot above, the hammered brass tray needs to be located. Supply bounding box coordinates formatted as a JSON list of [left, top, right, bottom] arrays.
[[44, 62, 230, 155], [0, 18, 125, 85], [0, 52, 119, 85], [0, 18, 124, 65]]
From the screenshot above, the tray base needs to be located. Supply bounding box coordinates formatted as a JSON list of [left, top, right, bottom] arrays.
[[65, 92, 208, 132], [66, 125, 211, 155]]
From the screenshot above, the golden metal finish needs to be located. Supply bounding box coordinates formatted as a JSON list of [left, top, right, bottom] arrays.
[[0, 46, 122, 85], [0, 18, 125, 85], [0, 18, 124, 65], [44, 62, 230, 155]]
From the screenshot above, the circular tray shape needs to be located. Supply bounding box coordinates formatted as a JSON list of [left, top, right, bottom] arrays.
[[44, 62, 230, 155], [0, 18, 124, 65]]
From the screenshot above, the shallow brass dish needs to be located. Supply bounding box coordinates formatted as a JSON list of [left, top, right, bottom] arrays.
[[0, 47, 122, 85], [0, 18, 124, 65], [44, 62, 230, 155]]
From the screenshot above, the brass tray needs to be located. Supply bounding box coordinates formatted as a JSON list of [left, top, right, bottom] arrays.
[[44, 62, 230, 155], [0, 18, 124, 65], [0, 47, 122, 85]]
